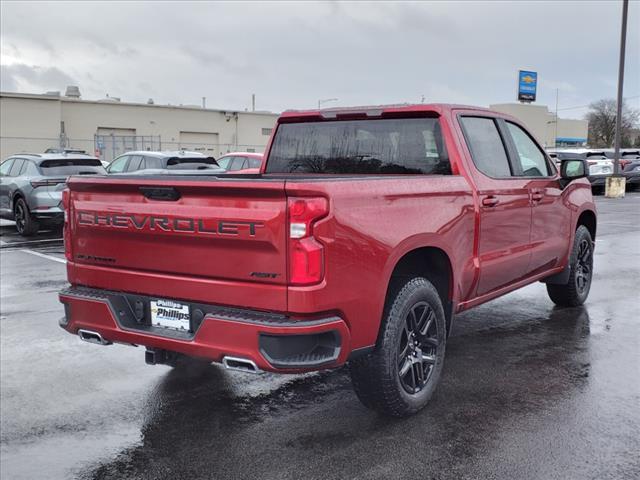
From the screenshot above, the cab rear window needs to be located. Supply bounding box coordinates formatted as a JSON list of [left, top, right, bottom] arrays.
[[266, 118, 450, 175]]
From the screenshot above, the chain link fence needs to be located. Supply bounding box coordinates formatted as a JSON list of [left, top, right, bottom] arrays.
[[94, 135, 162, 163]]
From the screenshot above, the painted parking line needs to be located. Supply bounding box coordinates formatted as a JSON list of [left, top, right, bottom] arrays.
[[19, 249, 67, 264], [0, 238, 62, 248]]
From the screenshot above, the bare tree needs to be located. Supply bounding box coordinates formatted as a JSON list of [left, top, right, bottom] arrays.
[[586, 99, 640, 148]]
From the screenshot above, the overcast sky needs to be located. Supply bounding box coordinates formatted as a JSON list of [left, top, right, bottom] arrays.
[[1, 1, 638, 119]]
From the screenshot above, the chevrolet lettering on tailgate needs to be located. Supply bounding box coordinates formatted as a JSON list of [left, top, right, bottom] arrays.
[[77, 211, 265, 236]]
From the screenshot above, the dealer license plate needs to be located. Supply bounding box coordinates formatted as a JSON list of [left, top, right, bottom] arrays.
[[150, 299, 191, 331]]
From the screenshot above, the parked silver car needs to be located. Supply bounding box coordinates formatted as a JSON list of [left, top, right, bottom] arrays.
[[0, 153, 105, 236], [106, 150, 222, 174]]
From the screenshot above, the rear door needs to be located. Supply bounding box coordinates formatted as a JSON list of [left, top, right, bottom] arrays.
[[503, 121, 571, 275], [458, 115, 533, 297]]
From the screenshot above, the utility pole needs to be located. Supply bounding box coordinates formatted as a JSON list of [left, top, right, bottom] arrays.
[[555, 88, 559, 148], [606, 0, 629, 198]]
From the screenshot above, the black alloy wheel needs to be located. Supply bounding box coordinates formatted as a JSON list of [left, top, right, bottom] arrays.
[[397, 302, 439, 394], [575, 238, 593, 295], [14, 201, 26, 234], [13, 198, 39, 236]]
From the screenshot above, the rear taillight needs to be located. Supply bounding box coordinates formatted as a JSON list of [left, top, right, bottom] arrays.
[[587, 160, 597, 166], [288, 197, 328, 285], [30, 179, 66, 188], [62, 188, 72, 261], [619, 159, 630, 170]]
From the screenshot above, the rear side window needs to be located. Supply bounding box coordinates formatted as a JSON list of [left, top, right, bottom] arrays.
[[126, 155, 144, 172], [266, 118, 451, 175], [460, 117, 511, 178], [22, 161, 39, 175], [144, 156, 163, 169], [40, 158, 105, 176], [231, 157, 247, 170], [506, 122, 551, 177], [248, 157, 262, 168], [9, 159, 25, 177]]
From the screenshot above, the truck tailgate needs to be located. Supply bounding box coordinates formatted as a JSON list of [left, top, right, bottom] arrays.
[[66, 176, 287, 309]]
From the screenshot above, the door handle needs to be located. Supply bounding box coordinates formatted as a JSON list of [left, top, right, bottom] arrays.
[[531, 192, 544, 202], [482, 196, 499, 207]]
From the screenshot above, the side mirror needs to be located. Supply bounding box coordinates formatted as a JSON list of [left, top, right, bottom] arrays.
[[559, 158, 588, 188]]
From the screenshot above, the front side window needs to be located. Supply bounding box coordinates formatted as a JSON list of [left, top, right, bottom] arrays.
[[506, 122, 551, 177], [217, 156, 234, 170], [0, 159, 14, 176], [459, 117, 511, 178], [266, 118, 450, 175], [108, 156, 129, 173]]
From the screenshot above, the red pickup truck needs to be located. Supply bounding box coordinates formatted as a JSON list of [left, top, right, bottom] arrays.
[[59, 104, 596, 417]]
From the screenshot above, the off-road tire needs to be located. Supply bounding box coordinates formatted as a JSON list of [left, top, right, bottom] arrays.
[[547, 225, 593, 307], [349, 277, 446, 417]]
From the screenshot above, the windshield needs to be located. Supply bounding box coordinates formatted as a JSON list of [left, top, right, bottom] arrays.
[[266, 118, 450, 175], [39, 159, 106, 176]]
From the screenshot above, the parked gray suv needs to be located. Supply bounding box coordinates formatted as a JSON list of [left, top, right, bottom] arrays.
[[0, 153, 106, 236]]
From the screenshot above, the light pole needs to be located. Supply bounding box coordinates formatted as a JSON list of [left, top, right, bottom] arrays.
[[606, 0, 629, 198], [318, 98, 338, 109]]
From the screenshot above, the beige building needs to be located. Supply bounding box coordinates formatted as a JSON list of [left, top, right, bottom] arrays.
[[489, 103, 588, 148], [0, 91, 279, 162]]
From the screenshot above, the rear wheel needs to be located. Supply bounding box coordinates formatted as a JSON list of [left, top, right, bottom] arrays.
[[14, 198, 39, 237], [349, 277, 446, 417], [547, 225, 593, 307]]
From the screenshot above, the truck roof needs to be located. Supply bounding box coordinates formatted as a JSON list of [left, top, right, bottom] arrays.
[[119, 150, 209, 158], [279, 103, 493, 121]]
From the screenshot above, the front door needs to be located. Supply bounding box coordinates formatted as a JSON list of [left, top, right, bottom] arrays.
[[502, 120, 572, 275]]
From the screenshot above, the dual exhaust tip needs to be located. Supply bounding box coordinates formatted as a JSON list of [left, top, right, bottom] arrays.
[[222, 356, 260, 374], [78, 329, 260, 374], [78, 329, 111, 345]]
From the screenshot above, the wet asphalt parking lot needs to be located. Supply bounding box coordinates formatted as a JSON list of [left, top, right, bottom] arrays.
[[1, 194, 639, 480]]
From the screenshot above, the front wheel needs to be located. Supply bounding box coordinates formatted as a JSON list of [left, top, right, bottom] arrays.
[[547, 225, 593, 307], [349, 277, 446, 417]]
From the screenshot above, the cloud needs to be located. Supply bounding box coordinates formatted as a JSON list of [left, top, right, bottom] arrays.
[[0, 63, 76, 93], [0, 0, 638, 117]]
